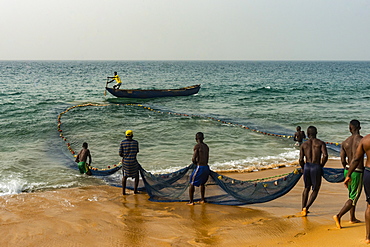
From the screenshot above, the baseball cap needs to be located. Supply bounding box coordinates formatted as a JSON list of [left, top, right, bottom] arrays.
[[125, 130, 133, 136]]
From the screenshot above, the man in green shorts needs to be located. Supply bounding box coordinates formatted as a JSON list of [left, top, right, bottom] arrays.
[[334, 120, 364, 228], [75, 142, 92, 176]]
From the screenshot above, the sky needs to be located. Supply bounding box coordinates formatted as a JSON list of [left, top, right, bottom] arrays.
[[0, 0, 369, 60]]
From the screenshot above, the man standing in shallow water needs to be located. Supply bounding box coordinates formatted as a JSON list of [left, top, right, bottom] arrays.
[[188, 132, 210, 205], [294, 126, 306, 146], [300, 126, 328, 216], [345, 130, 370, 243], [75, 142, 92, 176], [334, 120, 363, 228]]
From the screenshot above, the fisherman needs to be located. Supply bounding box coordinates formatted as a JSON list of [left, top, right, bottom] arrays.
[[300, 126, 328, 216], [344, 129, 370, 243], [188, 132, 210, 205], [119, 130, 140, 195], [107, 71, 122, 89], [75, 142, 92, 176], [294, 126, 306, 146], [333, 120, 363, 228]]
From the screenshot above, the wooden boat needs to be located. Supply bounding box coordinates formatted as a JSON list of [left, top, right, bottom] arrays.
[[105, 84, 200, 98]]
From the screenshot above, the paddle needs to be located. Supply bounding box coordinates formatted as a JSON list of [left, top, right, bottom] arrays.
[[104, 78, 108, 96]]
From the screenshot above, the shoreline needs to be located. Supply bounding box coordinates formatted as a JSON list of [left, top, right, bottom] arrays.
[[0, 159, 368, 246]]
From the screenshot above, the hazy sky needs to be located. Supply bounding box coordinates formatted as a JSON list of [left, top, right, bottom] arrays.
[[1, 0, 369, 60]]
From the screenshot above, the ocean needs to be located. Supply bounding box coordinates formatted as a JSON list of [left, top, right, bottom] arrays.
[[1, 60, 370, 196]]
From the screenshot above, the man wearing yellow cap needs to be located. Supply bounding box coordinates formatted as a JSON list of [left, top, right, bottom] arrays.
[[119, 130, 139, 195]]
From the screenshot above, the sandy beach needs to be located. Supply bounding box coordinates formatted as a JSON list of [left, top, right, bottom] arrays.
[[0, 159, 368, 247]]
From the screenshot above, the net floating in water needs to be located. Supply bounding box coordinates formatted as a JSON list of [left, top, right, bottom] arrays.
[[57, 103, 345, 205]]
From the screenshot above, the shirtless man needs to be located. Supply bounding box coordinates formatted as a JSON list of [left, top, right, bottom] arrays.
[[345, 131, 370, 243], [188, 132, 210, 205], [300, 126, 328, 216], [334, 120, 363, 228], [75, 142, 92, 175], [294, 126, 306, 146]]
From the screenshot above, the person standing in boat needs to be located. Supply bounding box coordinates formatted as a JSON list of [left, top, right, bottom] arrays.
[[107, 71, 122, 89], [119, 130, 140, 195]]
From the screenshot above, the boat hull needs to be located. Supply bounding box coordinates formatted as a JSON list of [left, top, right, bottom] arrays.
[[105, 84, 200, 98]]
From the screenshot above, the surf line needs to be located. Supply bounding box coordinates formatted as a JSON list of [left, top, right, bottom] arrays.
[[57, 103, 341, 172]]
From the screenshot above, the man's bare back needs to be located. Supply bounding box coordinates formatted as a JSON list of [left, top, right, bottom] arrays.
[[341, 134, 364, 169], [299, 126, 328, 216], [76, 148, 90, 163], [193, 142, 209, 166], [300, 138, 328, 166]]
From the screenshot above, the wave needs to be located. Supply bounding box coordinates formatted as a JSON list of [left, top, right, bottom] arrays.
[[210, 149, 300, 172], [248, 86, 284, 94], [149, 150, 300, 175], [0, 175, 27, 196]]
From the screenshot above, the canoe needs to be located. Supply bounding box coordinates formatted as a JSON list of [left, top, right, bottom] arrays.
[[105, 84, 200, 98]]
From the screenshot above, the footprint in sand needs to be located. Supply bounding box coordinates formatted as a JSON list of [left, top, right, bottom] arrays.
[[163, 207, 175, 211], [294, 232, 306, 238], [285, 215, 297, 219], [251, 218, 271, 225]]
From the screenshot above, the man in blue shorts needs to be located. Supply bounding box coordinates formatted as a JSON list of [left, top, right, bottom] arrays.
[[300, 126, 328, 216], [345, 132, 370, 243], [334, 120, 363, 228], [188, 132, 210, 205]]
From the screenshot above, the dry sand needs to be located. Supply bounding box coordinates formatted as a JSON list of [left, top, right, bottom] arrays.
[[0, 159, 368, 247]]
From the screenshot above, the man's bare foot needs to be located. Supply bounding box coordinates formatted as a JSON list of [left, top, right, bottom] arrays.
[[333, 215, 342, 229], [187, 202, 195, 205], [301, 208, 308, 217], [349, 219, 361, 224]]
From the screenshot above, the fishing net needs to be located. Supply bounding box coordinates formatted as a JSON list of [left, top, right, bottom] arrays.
[[58, 103, 345, 205], [118, 164, 344, 206]]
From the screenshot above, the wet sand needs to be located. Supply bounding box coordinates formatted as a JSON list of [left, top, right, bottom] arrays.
[[0, 159, 368, 246]]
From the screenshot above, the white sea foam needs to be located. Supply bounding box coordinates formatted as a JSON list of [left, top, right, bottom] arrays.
[[150, 149, 300, 174], [0, 175, 27, 196], [210, 149, 300, 171], [0, 173, 81, 196], [151, 166, 190, 175]]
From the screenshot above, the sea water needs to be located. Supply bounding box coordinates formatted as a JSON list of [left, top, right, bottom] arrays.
[[1, 60, 370, 195]]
